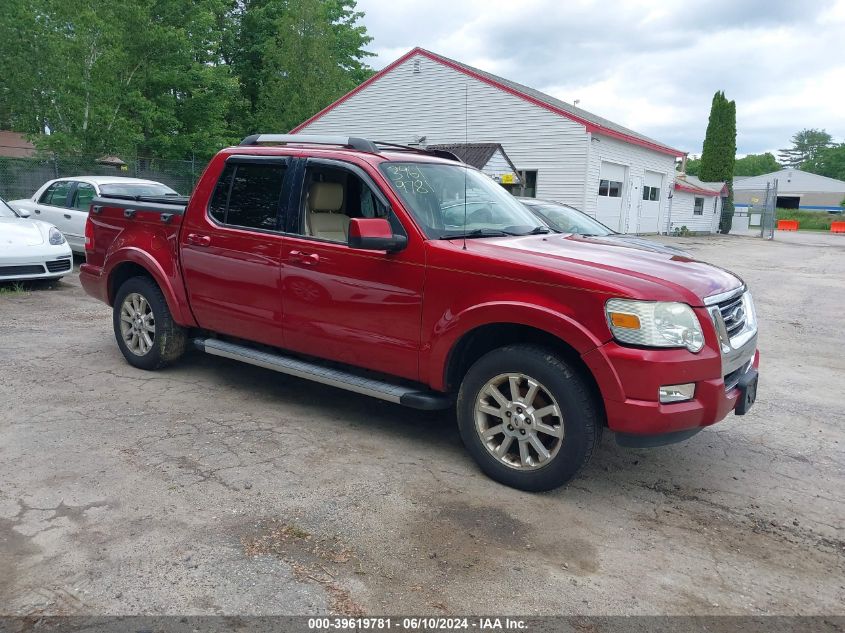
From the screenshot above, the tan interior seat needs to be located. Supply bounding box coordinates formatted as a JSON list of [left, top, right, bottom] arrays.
[[306, 182, 349, 241]]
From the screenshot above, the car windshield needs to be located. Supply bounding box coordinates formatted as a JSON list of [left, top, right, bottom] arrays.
[[0, 197, 18, 218], [99, 183, 179, 197], [520, 199, 614, 236], [380, 162, 547, 239]]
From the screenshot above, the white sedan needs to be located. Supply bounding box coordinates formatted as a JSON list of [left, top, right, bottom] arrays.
[[9, 176, 179, 254], [1, 196, 73, 282]]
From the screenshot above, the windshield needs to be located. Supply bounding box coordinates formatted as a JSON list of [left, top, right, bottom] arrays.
[[380, 162, 547, 238], [0, 197, 19, 218], [100, 183, 179, 197], [520, 199, 614, 236]]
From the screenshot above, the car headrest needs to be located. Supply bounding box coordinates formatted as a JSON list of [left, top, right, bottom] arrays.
[[309, 182, 343, 212]]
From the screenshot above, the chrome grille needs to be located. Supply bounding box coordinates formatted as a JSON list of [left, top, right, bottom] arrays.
[[717, 295, 747, 338]]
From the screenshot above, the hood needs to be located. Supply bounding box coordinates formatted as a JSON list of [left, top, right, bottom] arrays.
[[463, 233, 742, 306], [0, 217, 48, 247], [595, 234, 690, 257]]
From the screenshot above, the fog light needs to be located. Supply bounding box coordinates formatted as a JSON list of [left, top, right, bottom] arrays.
[[659, 383, 696, 403]]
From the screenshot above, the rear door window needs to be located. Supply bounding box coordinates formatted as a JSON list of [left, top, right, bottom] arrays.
[[73, 183, 96, 210], [208, 160, 288, 231], [40, 181, 72, 206]]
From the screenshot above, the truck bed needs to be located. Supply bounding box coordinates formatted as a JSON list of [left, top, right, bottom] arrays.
[[82, 195, 190, 312]]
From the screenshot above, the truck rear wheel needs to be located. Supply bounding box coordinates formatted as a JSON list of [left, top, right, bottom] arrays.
[[113, 276, 186, 370], [456, 344, 600, 491]]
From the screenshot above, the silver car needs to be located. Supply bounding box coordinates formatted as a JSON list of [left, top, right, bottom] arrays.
[[518, 197, 689, 256]]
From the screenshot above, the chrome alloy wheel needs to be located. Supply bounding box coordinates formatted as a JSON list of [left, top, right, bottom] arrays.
[[119, 292, 155, 356], [474, 373, 564, 470]]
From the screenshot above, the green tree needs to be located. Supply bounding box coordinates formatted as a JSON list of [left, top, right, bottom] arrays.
[[801, 144, 845, 182], [681, 157, 701, 176], [734, 152, 780, 177], [777, 129, 833, 168], [698, 91, 736, 233], [232, 0, 373, 133], [0, 0, 246, 159]]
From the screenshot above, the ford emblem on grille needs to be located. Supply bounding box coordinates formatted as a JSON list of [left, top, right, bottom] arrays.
[[728, 305, 745, 323]]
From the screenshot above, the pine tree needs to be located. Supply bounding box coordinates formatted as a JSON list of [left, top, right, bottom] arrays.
[[777, 129, 833, 168], [699, 91, 736, 233]]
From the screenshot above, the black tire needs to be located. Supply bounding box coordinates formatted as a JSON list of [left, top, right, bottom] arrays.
[[113, 275, 186, 370], [456, 344, 601, 492]]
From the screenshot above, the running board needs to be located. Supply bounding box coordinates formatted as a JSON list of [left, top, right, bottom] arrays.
[[193, 338, 453, 411]]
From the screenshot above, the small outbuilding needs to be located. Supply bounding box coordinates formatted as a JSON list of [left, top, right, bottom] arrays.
[[668, 175, 726, 233], [425, 142, 523, 190]]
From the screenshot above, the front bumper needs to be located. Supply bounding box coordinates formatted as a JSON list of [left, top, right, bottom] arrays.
[[0, 254, 73, 281], [582, 337, 760, 437]]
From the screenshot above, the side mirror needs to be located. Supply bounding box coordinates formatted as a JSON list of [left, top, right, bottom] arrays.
[[16, 207, 31, 218], [348, 218, 407, 253]]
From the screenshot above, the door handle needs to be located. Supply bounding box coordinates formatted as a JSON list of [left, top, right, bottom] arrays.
[[186, 233, 211, 247], [64, 213, 72, 219], [34, 209, 40, 214], [289, 250, 320, 266]]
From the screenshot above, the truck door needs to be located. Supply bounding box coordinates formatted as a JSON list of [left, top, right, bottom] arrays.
[[179, 156, 291, 349], [278, 157, 425, 381]]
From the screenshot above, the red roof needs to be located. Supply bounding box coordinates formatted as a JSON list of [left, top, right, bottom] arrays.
[[674, 181, 720, 197], [0, 131, 36, 158], [292, 48, 685, 158]]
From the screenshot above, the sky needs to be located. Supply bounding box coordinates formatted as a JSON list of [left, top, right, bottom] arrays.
[[353, 0, 845, 156]]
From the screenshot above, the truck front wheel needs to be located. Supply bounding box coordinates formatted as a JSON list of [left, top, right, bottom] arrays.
[[113, 276, 186, 370], [457, 345, 601, 491]]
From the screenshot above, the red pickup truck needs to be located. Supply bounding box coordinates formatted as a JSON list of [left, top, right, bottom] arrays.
[[80, 134, 759, 491]]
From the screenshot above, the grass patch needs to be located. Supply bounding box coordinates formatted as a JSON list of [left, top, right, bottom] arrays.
[[0, 282, 28, 295], [776, 208, 842, 231]]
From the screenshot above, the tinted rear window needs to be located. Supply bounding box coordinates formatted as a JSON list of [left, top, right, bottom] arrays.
[[208, 162, 287, 231]]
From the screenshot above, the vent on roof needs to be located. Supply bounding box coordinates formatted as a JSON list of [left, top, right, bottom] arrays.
[[413, 59, 421, 74]]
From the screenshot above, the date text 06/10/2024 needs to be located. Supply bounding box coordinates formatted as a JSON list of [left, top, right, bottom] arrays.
[[307, 617, 528, 630]]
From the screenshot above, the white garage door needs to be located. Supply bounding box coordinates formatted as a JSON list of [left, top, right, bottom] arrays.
[[596, 162, 627, 232], [639, 170, 663, 233]]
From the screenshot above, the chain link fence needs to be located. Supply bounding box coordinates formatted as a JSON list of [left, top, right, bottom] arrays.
[[733, 179, 778, 239], [0, 150, 207, 201]]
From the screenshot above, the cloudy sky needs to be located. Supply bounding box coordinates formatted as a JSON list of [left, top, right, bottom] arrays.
[[354, 0, 845, 156]]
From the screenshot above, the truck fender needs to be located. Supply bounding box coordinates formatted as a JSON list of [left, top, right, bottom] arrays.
[[104, 246, 197, 327], [423, 301, 606, 392]]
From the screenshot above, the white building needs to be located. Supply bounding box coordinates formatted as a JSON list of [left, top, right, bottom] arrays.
[[293, 48, 688, 234], [735, 169, 845, 212]]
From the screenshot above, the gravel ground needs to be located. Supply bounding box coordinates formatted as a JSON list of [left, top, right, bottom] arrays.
[[1, 232, 843, 617]]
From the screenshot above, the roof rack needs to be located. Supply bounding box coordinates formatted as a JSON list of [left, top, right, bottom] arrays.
[[239, 134, 379, 153], [372, 141, 462, 162], [237, 134, 463, 162]]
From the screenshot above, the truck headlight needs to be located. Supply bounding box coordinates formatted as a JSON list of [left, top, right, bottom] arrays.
[[49, 227, 66, 245], [606, 299, 705, 353]]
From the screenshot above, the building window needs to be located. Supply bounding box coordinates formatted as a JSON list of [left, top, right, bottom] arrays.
[[642, 186, 660, 201], [599, 179, 622, 198], [694, 197, 704, 215]]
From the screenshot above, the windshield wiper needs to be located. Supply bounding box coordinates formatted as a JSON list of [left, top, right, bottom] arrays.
[[438, 228, 515, 239], [525, 226, 551, 235]]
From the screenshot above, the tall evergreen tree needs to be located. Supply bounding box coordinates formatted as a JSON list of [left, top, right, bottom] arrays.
[[699, 91, 736, 233]]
